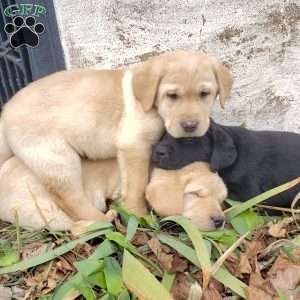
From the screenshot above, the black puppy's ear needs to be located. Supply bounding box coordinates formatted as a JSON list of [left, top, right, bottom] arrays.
[[210, 124, 237, 172]]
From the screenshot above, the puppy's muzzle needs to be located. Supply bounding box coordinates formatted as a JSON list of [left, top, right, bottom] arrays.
[[152, 145, 169, 163], [211, 215, 225, 229], [180, 120, 199, 133]]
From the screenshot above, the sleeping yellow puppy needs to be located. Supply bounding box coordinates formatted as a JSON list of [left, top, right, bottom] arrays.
[[146, 162, 227, 230], [0, 158, 226, 231]]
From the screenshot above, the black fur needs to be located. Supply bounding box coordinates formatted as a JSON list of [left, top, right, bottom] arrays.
[[152, 120, 300, 207]]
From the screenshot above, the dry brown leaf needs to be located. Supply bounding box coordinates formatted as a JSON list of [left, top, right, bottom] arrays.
[[131, 231, 149, 246], [249, 272, 277, 297], [56, 256, 74, 272], [114, 217, 127, 234], [267, 217, 294, 238], [0, 286, 12, 300], [171, 254, 188, 273], [236, 253, 252, 276], [245, 286, 273, 300], [202, 283, 223, 300], [147, 237, 173, 271], [171, 273, 191, 300], [22, 242, 49, 260], [268, 255, 300, 290]]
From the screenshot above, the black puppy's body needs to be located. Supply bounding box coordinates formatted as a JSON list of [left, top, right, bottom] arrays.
[[152, 121, 300, 207]]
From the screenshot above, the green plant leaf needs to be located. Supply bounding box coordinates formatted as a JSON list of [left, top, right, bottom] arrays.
[[126, 216, 139, 242], [230, 209, 264, 235], [117, 289, 131, 300], [0, 239, 19, 267], [53, 239, 116, 300], [226, 178, 300, 219], [161, 271, 175, 291], [158, 233, 246, 298], [201, 229, 238, 247], [122, 250, 173, 300], [104, 257, 123, 296], [162, 216, 211, 288], [0, 229, 111, 274]]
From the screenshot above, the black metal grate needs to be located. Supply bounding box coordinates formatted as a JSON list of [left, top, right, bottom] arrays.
[[0, 0, 65, 107], [0, 0, 32, 106]]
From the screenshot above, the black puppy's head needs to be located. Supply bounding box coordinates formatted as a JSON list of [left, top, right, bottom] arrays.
[[152, 121, 237, 172]]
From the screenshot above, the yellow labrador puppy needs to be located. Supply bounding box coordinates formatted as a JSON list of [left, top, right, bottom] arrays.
[[0, 158, 226, 231], [146, 162, 227, 230], [0, 157, 120, 231], [0, 51, 233, 221]]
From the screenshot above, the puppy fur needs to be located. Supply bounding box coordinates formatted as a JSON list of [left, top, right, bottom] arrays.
[[0, 51, 232, 221], [152, 120, 300, 207], [146, 162, 227, 230], [0, 158, 226, 231], [0, 157, 120, 230]]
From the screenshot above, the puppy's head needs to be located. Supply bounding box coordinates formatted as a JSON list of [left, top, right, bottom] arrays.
[[146, 162, 227, 230], [151, 132, 212, 169], [132, 51, 233, 138], [182, 172, 227, 230], [152, 121, 237, 172]]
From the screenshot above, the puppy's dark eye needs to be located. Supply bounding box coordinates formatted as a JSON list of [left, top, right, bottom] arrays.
[[199, 90, 210, 98], [167, 92, 179, 101]]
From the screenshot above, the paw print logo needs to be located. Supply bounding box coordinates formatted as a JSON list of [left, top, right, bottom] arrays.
[[4, 16, 45, 48]]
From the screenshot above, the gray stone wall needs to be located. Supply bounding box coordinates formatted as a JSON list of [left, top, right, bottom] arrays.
[[53, 0, 300, 132]]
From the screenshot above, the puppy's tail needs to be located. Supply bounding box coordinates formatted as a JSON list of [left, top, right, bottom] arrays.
[[0, 120, 12, 169]]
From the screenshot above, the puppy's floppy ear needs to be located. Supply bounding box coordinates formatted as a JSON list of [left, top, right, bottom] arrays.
[[132, 59, 162, 112], [184, 181, 208, 197], [210, 122, 237, 172], [210, 57, 233, 109]]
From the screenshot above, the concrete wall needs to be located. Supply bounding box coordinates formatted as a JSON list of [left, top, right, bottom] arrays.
[[53, 0, 300, 132]]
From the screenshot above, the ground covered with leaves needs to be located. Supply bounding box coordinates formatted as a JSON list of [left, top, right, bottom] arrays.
[[0, 179, 300, 300]]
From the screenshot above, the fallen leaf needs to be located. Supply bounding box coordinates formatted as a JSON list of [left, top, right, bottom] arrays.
[[131, 231, 149, 246], [148, 237, 173, 271], [114, 217, 127, 234], [0, 286, 12, 300], [267, 217, 294, 238], [171, 273, 191, 300], [203, 283, 223, 300], [170, 254, 188, 273], [268, 255, 300, 290], [245, 286, 273, 300], [22, 242, 49, 260], [249, 272, 276, 296], [236, 253, 252, 276]]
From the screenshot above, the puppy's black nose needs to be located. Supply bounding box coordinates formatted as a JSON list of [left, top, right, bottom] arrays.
[[211, 216, 225, 229], [181, 120, 199, 133], [155, 145, 169, 158]]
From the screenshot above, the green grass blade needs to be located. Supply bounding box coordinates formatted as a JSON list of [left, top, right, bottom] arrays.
[[158, 233, 247, 298], [126, 216, 139, 242], [162, 216, 211, 288], [122, 250, 174, 300], [53, 239, 116, 299], [0, 229, 111, 274], [158, 234, 199, 266], [161, 271, 175, 291], [214, 267, 247, 298], [226, 177, 300, 220], [104, 257, 123, 296], [106, 231, 162, 276]]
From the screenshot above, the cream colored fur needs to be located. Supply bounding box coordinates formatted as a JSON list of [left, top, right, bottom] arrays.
[[0, 51, 232, 220]]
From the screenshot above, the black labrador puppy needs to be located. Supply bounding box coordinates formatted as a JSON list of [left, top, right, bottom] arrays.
[[152, 120, 300, 207]]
